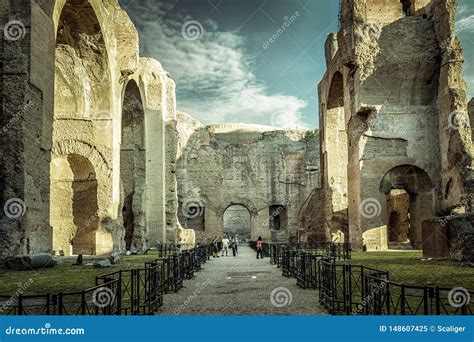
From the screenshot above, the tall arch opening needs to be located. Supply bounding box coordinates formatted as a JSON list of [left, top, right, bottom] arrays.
[[401, 0, 416, 16], [51, 0, 112, 256], [223, 205, 251, 240], [387, 189, 411, 244], [54, 0, 111, 120], [121, 80, 146, 251], [380, 165, 434, 249], [51, 155, 99, 255], [269, 205, 288, 231], [327, 72, 344, 110], [323, 71, 348, 238]]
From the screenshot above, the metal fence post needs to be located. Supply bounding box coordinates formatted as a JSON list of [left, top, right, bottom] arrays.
[[400, 284, 406, 315], [18, 295, 23, 316]]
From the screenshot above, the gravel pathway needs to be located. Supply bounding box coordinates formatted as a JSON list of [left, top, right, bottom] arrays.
[[157, 245, 325, 315]]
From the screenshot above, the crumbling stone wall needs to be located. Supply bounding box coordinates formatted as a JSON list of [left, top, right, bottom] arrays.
[[469, 98, 474, 141], [423, 214, 474, 261], [321, 0, 474, 251], [0, 0, 174, 256], [176, 113, 323, 243]]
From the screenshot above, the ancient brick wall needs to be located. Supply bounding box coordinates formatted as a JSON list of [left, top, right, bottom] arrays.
[[175, 114, 323, 243]]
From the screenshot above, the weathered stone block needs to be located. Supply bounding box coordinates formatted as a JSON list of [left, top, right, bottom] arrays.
[[423, 214, 474, 261]]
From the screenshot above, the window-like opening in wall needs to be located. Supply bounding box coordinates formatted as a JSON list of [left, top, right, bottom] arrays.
[[269, 205, 287, 231], [380, 165, 434, 250], [401, 0, 415, 16], [223, 204, 251, 240]]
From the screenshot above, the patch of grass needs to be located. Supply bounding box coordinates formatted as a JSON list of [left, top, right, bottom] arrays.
[[0, 254, 160, 296], [340, 251, 474, 290]]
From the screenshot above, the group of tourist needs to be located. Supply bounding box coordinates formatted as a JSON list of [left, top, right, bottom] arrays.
[[210, 235, 265, 260], [211, 235, 239, 257]]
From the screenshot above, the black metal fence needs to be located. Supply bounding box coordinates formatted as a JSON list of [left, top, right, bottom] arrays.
[[0, 282, 122, 316], [319, 261, 389, 315], [95, 261, 164, 315], [0, 245, 210, 316], [248, 241, 351, 266], [277, 245, 473, 316], [363, 274, 473, 315]]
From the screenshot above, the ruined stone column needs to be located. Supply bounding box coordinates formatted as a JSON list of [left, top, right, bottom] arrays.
[[0, 1, 55, 256], [164, 73, 181, 243]]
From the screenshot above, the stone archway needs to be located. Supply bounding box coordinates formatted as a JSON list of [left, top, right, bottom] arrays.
[[50, 0, 113, 256], [54, 0, 111, 121], [51, 141, 112, 256], [51, 154, 98, 255], [387, 189, 411, 245], [323, 71, 348, 238], [223, 204, 251, 240], [380, 165, 434, 249], [121, 80, 146, 251]]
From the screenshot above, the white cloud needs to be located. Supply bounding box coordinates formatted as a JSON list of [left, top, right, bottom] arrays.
[[456, 14, 474, 33], [124, 1, 309, 129]]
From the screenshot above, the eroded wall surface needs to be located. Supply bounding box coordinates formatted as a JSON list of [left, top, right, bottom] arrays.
[[176, 113, 323, 243], [320, 0, 474, 251], [0, 0, 174, 256]]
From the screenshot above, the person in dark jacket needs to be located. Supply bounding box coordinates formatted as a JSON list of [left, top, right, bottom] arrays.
[[230, 237, 237, 257], [256, 236, 263, 259], [211, 236, 219, 258]]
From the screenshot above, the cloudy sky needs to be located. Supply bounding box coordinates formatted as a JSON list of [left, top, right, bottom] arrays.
[[457, 0, 474, 104], [120, 0, 474, 129]]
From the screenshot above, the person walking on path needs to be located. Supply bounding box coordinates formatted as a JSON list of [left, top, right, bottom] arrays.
[[221, 236, 230, 256], [177, 238, 184, 254], [211, 236, 219, 258], [235, 236, 239, 254], [230, 237, 237, 257], [256, 236, 264, 259]]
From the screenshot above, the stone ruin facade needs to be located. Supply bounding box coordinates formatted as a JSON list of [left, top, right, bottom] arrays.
[[0, 0, 473, 260], [320, 0, 474, 256], [175, 112, 324, 244], [0, 0, 189, 257]]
